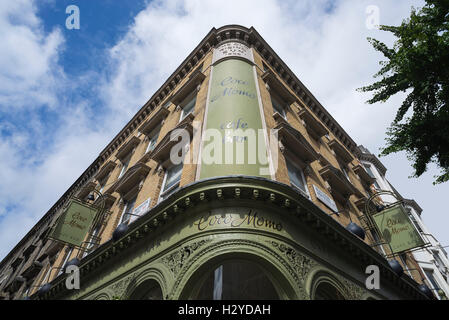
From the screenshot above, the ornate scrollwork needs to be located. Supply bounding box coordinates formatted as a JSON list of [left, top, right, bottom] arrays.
[[162, 239, 212, 275], [269, 241, 317, 284], [339, 277, 367, 300], [108, 274, 136, 299]]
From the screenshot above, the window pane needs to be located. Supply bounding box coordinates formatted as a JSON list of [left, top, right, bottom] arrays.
[[146, 129, 160, 153], [286, 159, 306, 192], [119, 154, 131, 178], [363, 164, 375, 178], [122, 196, 137, 224], [195, 260, 279, 300], [424, 270, 440, 290], [164, 163, 183, 192], [271, 96, 285, 118], [58, 247, 73, 276], [342, 167, 350, 181], [181, 96, 196, 120]]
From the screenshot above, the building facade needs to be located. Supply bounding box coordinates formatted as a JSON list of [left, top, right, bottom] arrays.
[[0, 25, 433, 300], [359, 146, 449, 299]]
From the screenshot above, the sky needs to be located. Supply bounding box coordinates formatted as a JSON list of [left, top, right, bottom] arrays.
[[0, 0, 447, 261]]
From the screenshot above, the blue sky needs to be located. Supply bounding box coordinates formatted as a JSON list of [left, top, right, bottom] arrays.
[[1, 0, 448, 261]]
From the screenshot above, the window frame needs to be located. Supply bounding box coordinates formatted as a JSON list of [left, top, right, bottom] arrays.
[[424, 269, 440, 292], [118, 152, 132, 179], [285, 156, 310, 198], [179, 92, 197, 122], [363, 163, 381, 190], [145, 125, 161, 154], [270, 93, 287, 120], [159, 163, 183, 202], [119, 195, 138, 225], [82, 226, 101, 258], [57, 247, 73, 276]]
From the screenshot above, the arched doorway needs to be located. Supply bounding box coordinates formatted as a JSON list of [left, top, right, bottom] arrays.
[[313, 281, 345, 300], [186, 259, 281, 300], [128, 279, 163, 300]]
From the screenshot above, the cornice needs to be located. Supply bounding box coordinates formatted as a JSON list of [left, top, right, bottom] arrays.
[[35, 176, 429, 300], [359, 151, 387, 176]]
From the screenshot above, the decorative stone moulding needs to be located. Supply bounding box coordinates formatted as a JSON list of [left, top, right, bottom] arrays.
[[33, 176, 430, 300]]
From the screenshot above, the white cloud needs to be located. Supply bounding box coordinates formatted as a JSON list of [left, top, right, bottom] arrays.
[[0, 0, 64, 110]]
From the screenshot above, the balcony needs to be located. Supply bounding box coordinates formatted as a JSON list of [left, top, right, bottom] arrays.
[[107, 162, 151, 195], [75, 181, 97, 200], [262, 70, 296, 104], [170, 69, 206, 106], [4, 276, 25, 293], [138, 106, 170, 136], [94, 193, 116, 208], [115, 136, 141, 160], [319, 164, 364, 203], [328, 139, 353, 164], [10, 256, 24, 270], [298, 107, 329, 140], [147, 121, 194, 168], [274, 122, 319, 164], [23, 244, 37, 259], [36, 240, 63, 262], [21, 261, 44, 281], [353, 164, 376, 188], [94, 160, 117, 183]]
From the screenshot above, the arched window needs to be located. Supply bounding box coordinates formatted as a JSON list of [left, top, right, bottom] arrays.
[[194, 259, 279, 300], [313, 282, 345, 300], [128, 280, 163, 300]]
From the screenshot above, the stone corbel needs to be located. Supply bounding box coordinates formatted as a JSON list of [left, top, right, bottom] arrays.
[[175, 105, 182, 112]]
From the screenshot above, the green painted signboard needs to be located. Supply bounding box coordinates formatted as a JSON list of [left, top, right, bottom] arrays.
[[372, 205, 425, 254], [200, 59, 270, 179], [49, 199, 99, 247]]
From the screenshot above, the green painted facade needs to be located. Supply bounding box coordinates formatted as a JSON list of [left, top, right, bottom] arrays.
[[200, 59, 270, 179], [36, 177, 427, 300]]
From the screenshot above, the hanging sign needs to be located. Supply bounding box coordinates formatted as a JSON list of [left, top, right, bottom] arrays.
[[49, 199, 99, 247], [372, 204, 425, 253]]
